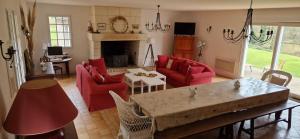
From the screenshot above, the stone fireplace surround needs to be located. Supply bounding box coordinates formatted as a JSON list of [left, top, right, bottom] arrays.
[[87, 33, 147, 67], [88, 6, 148, 67]]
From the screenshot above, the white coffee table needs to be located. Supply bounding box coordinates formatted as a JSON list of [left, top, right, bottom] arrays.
[[125, 68, 166, 94]]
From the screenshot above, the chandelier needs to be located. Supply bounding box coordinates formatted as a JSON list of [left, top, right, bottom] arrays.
[[223, 0, 274, 44], [145, 5, 171, 32]]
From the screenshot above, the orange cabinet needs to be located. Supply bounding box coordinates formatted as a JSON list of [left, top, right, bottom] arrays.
[[173, 36, 195, 60]]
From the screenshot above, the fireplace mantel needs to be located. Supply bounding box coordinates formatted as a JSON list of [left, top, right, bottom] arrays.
[[87, 33, 147, 41], [87, 33, 148, 66]]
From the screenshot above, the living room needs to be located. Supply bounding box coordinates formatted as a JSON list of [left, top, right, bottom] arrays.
[[1, 0, 300, 139]]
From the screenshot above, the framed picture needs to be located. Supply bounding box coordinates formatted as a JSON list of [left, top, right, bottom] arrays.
[[97, 23, 106, 31]]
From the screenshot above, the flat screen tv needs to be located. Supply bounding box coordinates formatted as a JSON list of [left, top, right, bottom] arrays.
[[174, 22, 196, 35], [48, 47, 63, 56]]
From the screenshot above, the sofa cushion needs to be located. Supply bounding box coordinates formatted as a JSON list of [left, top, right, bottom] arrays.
[[171, 59, 185, 71], [157, 68, 185, 84], [157, 68, 178, 77], [82, 61, 89, 68], [89, 58, 107, 74], [157, 55, 169, 68], [102, 73, 124, 84], [188, 66, 205, 74], [166, 59, 173, 69], [91, 67, 105, 84], [168, 72, 186, 84], [178, 61, 191, 75]]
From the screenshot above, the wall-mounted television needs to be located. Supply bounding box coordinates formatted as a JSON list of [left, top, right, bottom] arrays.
[[174, 22, 196, 35]]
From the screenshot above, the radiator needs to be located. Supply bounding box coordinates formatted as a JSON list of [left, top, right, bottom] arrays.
[[215, 58, 236, 78]]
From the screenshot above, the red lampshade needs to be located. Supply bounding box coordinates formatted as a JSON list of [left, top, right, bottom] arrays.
[[3, 79, 78, 136]]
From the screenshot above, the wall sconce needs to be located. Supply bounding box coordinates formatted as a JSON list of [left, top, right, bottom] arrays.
[[206, 26, 212, 33], [0, 40, 16, 62]]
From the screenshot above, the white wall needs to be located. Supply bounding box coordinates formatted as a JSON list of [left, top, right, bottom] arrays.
[[0, 0, 28, 138], [140, 9, 188, 59], [31, 3, 191, 70], [30, 3, 91, 73], [31, 3, 300, 77], [187, 8, 300, 78]]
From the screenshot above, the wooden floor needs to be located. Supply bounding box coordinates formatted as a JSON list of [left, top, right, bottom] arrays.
[[57, 76, 300, 139]]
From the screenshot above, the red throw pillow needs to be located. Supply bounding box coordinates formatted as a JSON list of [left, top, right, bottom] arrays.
[[157, 55, 169, 68], [82, 61, 89, 68], [171, 59, 185, 71], [178, 61, 191, 75], [188, 66, 205, 74], [89, 58, 107, 74], [103, 74, 123, 83], [91, 67, 105, 84]]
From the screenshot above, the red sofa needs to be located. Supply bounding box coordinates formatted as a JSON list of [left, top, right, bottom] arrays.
[[76, 60, 128, 112], [156, 55, 215, 87]]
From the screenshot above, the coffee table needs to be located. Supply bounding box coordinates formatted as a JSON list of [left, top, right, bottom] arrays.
[[125, 68, 166, 94]]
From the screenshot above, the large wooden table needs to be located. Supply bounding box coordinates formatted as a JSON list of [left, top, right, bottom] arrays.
[[130, 78, 289, 132]]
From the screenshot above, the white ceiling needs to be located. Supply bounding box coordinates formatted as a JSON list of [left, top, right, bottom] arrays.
[[27, 0, 300, 11]]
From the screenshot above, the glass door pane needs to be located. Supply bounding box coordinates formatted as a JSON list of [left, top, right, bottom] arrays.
[[244, 25, 278, 78], [278, 26, 300, 97]]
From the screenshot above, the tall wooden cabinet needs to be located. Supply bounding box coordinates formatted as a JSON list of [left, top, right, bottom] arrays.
[[173, 36, 195, 60]]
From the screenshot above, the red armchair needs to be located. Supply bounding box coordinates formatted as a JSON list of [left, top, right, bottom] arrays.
[[76, 59, 128, 112], [156, 55, 215, 87]]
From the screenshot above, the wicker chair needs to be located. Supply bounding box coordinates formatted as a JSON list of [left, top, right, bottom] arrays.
[[109, 91, 154, 139]]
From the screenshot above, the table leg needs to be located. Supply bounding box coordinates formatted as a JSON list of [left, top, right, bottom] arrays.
[[238, 120, 245, 136], [66, 62, 70, 76], [155, 85, 158, 91], [148, 85, 151, 93], [141, 82, 144, 94], [163, 83, 166, 90], [275, 111, 282, 121], [250, 119, 255, 139], [225, 124, 233, 139], [131, 82, 134, 95], [288, 108, 292, 129]]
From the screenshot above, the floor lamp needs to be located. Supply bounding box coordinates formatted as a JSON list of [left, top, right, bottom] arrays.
[[144, 38, 155, 66]]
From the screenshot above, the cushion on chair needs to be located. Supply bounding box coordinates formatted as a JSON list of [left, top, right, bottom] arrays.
[[270, 75, 286, 86], [157, 55, 169, 68], [88, 58, 107, 74]]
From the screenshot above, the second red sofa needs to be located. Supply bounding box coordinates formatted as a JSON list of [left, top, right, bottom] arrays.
[[156, 55, 215, 87]]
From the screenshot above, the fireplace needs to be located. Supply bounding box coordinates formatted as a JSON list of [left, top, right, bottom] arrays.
[[87, 33, 147, 67], [101, 41, 137, 67]]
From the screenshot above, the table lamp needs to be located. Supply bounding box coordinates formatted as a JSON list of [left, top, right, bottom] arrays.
[[3, 79, 78, 138]]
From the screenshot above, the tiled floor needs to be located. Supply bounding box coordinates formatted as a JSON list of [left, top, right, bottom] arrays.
[[58, 75, 300, 139]]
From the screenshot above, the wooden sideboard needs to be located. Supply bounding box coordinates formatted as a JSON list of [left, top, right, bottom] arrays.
[[173, 36, 195, 60]]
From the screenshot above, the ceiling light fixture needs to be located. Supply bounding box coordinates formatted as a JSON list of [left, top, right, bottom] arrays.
[[145, 1, 171, 32], [223, 0, 274, 44]]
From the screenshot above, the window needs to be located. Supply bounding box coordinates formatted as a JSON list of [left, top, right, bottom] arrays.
[[48, 16, 71, 47]]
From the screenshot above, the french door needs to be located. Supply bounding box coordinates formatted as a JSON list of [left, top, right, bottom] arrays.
[[243, 25, 300, 96]]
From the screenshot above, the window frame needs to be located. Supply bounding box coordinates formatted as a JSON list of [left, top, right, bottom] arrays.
[[47, 15, 72, 48]]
